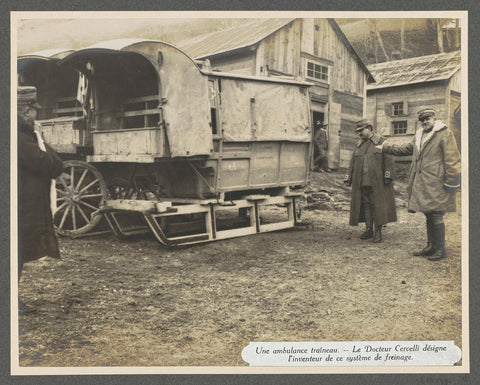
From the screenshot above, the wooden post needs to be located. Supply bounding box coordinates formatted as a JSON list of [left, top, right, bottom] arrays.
[[455, 19, 460, 49], [436, 19, 445, 53]]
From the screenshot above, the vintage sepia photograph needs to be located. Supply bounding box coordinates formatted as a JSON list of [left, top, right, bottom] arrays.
[[11, 11, 468, 374]]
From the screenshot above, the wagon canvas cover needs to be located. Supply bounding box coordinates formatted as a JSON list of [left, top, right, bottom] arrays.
[[219, 78, 311, 142]]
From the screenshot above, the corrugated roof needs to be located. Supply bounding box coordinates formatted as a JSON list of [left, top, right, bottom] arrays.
[[177, 19, 295, 59], [367, 51, 461, 90]]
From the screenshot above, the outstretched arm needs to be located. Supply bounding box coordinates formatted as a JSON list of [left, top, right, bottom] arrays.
[[381, 139, 414, 156]]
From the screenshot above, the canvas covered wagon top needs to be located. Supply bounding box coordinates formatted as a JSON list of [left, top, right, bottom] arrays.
[[18, 48, 81, 121], [20, 39, 314, 245], [55, 39, 312, 162]]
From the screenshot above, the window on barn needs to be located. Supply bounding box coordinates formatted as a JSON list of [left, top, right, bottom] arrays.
[[392, 120, 408, 135], [392, 102, 404, 116], [306, 61, 328, 82]]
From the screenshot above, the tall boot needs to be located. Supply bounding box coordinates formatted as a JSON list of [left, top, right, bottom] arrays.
[[360, 206, 373, 239], [428, 223, 446, 261], [372, 225, 382, 243], [413, 218, 435, 256]]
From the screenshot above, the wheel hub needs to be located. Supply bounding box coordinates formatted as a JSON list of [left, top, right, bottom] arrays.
[[71, 194, 81, 204]]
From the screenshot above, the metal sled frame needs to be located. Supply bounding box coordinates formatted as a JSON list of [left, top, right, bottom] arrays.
[[100, 192, 301, 247]]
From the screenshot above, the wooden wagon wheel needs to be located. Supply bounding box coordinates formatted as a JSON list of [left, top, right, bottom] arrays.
[[54, 160, 107, 237]]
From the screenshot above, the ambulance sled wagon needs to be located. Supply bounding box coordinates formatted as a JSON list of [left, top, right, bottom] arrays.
[[21, 39, 313, 246]]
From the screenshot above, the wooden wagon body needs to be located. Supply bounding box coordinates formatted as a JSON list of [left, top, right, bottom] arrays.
[[18, 49, 89, 156], [20, 40, 313, 245]]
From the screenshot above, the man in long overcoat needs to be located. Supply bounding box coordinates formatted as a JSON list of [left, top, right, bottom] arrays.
[[344, 119, 397, 243], [380, 108, 461, 261], [18, 86, 63, 287]]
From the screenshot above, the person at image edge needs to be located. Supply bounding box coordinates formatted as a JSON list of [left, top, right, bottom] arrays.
[[17, 86, 63, 312]]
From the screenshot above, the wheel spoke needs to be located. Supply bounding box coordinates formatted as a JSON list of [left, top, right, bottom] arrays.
[[59, 205, 71, 230], [79, 178, 100, 194], [54, 201, 68, 215], [81, 193, 104, 199], [77, 205, 91, 225], [75, 169, 89, 191], [56, 196, 67, 202], [79, 200, 98, 211], [56, 189, 67, 196], [72, 206, 77, 231], [70, 165, 75, 188], [58, 175, 70, 190]]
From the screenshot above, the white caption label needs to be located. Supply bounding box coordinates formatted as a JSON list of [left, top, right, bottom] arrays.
[[241, 341, 461, 366]]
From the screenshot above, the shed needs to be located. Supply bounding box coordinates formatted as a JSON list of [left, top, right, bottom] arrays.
[[178, 18, 374, 169], [366, 50, 461, 158]]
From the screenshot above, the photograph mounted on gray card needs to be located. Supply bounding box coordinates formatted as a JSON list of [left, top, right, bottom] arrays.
[[12, 11, 467, 374]]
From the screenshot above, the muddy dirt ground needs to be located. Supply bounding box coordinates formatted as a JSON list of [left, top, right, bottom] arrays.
[[17, 171, 463, 367]]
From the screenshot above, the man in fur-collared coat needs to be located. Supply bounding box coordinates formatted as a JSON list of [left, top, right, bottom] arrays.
[[344, 119, 397, 243], [380, 108, 461, 261], [18, 86, 63, 286]]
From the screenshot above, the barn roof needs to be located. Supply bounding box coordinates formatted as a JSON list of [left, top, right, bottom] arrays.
[[367, 51, 461, 90], [177, 18, 373, 81], [177, 18, 295, 59]]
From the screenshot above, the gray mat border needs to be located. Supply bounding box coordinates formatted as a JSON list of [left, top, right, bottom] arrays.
[[2, 1, 478, 384]]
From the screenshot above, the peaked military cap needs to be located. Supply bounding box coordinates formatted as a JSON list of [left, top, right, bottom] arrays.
[[355, 119, 373, 132], [417, 108, 436, 121], [18, 86, 42, 109]]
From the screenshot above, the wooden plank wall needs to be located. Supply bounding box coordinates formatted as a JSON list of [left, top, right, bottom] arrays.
[[313, 19, 364, 96], [258, 20, 303, 77], [210, 52, 255, 75], [449, 70, 461, 93], [209, 19, 366, 104], [334, 90, 364, 167]]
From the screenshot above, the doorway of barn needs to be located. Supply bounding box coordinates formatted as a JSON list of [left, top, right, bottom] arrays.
[[312, 111, 328, 172]]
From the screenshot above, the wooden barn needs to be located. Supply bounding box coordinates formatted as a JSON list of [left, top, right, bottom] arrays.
[[365, 50, 461, 160], [177, 18, 374, 169]]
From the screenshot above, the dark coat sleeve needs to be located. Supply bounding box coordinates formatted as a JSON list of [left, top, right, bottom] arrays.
[[345, 150, 354, 183], [18, 133, 63, 179], [383, 151, 395, 180]]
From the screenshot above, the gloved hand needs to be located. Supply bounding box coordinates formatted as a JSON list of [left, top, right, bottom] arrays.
[[344, 175, 352, 187]]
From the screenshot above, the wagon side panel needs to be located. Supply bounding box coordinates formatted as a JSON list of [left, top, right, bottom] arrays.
[[158, 45, 213, 157]]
